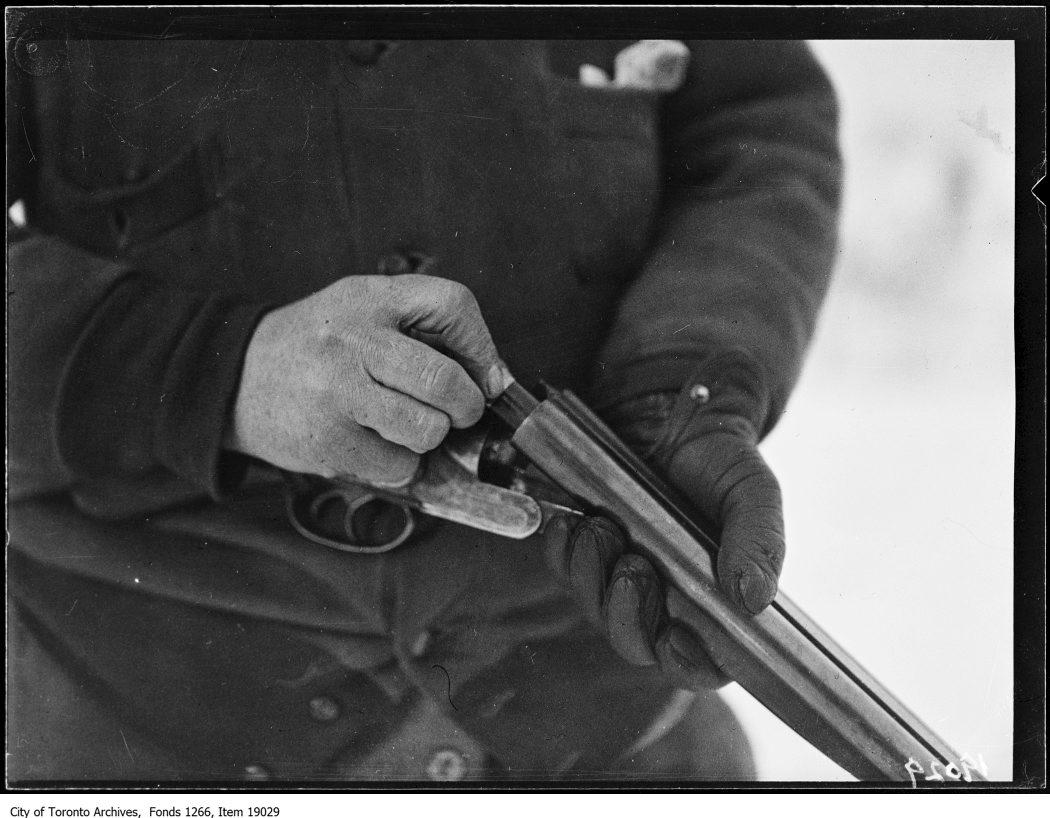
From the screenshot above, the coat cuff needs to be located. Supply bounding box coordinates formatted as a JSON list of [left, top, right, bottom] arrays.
[[55, 273, 273, 499], [588, 345, 775, 442]]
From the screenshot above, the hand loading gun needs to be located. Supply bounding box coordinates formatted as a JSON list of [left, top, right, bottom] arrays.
[[287, 371, 984, 783]]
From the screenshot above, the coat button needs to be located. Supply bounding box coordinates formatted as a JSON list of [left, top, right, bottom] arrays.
[[377, 250, 436, 277], [377, 251, 414, 277], [308, 695, 341, 723], [109, 208, 131, 250], [122, 161, 148, 184], [409, 630, 431, 658], [243, 763, 271, 781], [346, 41, 391, 66], [688, 384, 711, 403], [426, 748, 467, 782]]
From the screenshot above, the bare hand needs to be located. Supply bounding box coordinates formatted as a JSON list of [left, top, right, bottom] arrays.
[[225, 275, 503, 485]]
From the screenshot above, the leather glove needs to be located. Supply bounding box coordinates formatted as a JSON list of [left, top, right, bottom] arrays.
[[543, 352, 784, 691]]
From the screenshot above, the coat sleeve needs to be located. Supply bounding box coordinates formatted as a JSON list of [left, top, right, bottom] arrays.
[[586, 41, 843, 440], [8, 71, 269, 498], [8, 236, 269, 496]]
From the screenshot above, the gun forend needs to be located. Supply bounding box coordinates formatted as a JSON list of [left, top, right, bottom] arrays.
[[488, 378, 981, 783]]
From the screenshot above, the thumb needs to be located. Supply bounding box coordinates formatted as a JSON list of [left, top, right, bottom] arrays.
[[669, 432, 785, 615], [391, 274, 505, 399]]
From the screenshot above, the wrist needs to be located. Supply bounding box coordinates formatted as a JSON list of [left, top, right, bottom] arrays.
[[222, 306, 285, 460], [600, 348, 771, 473]]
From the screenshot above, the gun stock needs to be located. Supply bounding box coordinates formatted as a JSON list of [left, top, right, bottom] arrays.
[[490, 379, 980, 783]]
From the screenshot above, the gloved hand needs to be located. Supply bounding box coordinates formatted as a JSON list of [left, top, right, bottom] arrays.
[[543, 356, 784, 690], [225, 274, 504, 485]]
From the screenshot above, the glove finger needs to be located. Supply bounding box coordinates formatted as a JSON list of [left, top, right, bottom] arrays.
[[543, 516, 627, 624], [671, 433, 785, 614], [716, 448, 784, 614], [542, 514, 575, 578], [605, 553, 662, 666], [571, 516, 628, 622], [654, 586, 732, 690]]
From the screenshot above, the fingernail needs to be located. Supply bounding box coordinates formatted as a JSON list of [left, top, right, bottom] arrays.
[[485, 361, 511, 400], [737, 572, 775, 615]]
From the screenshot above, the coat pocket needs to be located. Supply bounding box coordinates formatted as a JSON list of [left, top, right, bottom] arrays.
[[39, 134, 219, 253], [35, 133, 253, 289], [551, 82, 663, 283]]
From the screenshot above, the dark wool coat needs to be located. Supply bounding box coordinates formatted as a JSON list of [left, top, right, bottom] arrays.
[[7, 30, 841, 782]]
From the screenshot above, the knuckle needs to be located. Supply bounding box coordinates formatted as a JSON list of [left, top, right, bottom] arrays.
[[407, 409, 450, 452], [441, 279, 478, 314], [359, 332, 394, 373], [421, 412, 452, 450], [737, 465, 781, 501], [453, 387, 485, 428], [384, 274, 410, 301], [393, 273, 434, 305], [417, 355, 456, 396], [343, 387, 377, 430], [382, 394, 447, 452], [716, 451, 781, 509], [325, 275, 355, 301], [763, 471, 784, 501], [573, 516, 626, 561], [333, 275, 385, 315], [358, 276, 397, 320]]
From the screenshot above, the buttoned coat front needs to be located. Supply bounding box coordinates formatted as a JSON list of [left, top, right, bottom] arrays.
[[8, 25, 841, 782]]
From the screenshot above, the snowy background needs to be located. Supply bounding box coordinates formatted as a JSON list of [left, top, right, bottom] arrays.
[[722, 40, 1016, 781]]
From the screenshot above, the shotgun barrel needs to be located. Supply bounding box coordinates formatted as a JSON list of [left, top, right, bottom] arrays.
[[489, 378, 981, 783]]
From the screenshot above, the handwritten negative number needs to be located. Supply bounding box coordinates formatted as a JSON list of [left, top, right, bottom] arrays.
[[905, 754, 988, 787]]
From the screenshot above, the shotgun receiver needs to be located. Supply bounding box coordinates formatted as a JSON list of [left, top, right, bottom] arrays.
[[287, 374, 983, 782]]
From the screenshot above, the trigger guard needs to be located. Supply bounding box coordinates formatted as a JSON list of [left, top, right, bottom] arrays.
[[344, 493, 416, 552], [286, 487, 416, 554]]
